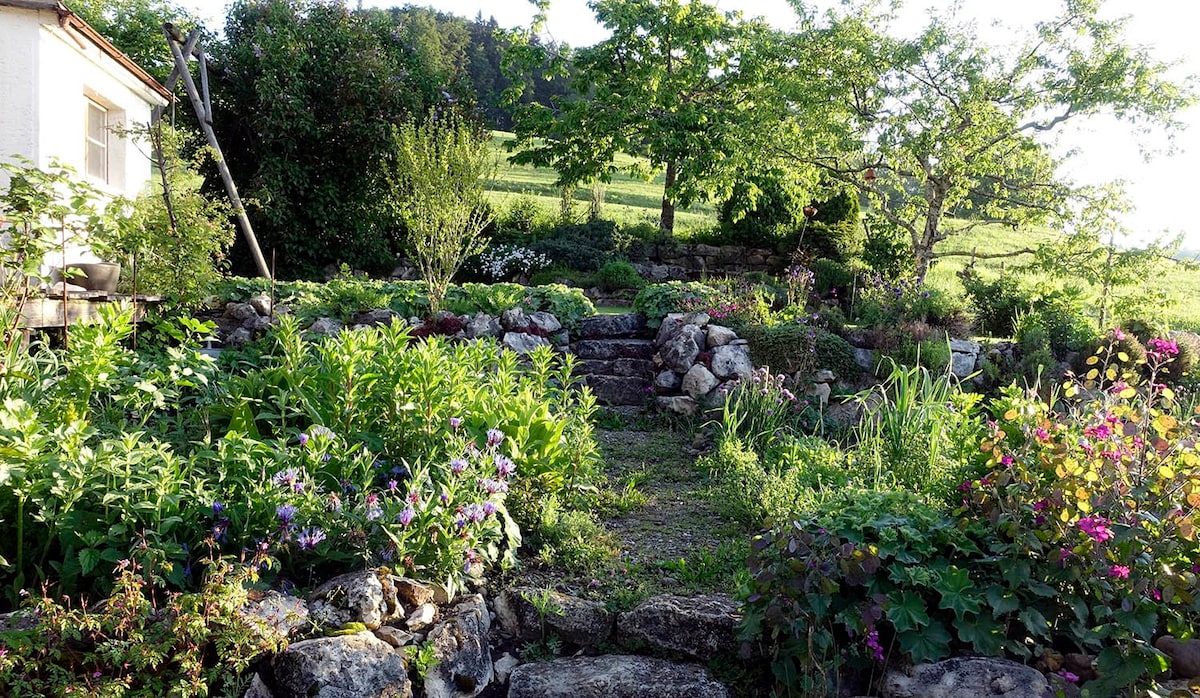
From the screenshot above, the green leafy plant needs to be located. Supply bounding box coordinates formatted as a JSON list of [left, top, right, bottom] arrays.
[[633, 282, 723, 327], [594, 260, 646, 292]]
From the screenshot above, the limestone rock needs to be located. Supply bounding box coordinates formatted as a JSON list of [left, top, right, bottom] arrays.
[[655, 370, 682, 390], [805, 382, 831, 408], [248, 294, 274, 317], [854, 347, 875, 371], [655, 314, 687, 347], [463, 313, 502, 339], [502, 332, 551, 355], [660, 327, 701, 373], [527, 311, 562, 334], [243, 591, 309, 638], [617, 594, 739, 661], [812, 368, 836, 383], [242, 314, 273, 332], [492, 653, 520, 684], [706, 325, 737, 347], [882, 657, 1053, 698], [572, 339, 656, 361], [244, 672, 273, 698], [500, 307, 530, 331], [710, 345, 753, 381], [308, 570, 401, 631], [406, 603, 437, 631], [270, 632, 411, 698], [681, 311, 711, 327], [424, 594, 493, 698], [578, 313, 647, 339], [585, 375, 650, 406], [950, 351, 977, 378], [1157, 636, 1200, 678], [949, 339, 982, 355], [350, 309, 399, 327], [494, 587, 614, 647], [227, 327, 254, 347], [682, 364, 719, 398], [394, 578, 436, 608], [374, 625, 415, 648], [307, 317, 343, 336], [226, 301, 259, 321], [507, 655, 729, 698], [656, 396, 699, 417]]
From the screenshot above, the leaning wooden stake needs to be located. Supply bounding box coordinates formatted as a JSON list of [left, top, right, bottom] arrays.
[[162, 25, 270, 278]]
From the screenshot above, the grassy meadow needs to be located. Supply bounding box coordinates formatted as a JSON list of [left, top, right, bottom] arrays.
[[487, 131, 1200, 332]]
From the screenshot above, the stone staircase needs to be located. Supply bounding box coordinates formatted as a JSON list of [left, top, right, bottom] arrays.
[[571, 314, 657, 406]]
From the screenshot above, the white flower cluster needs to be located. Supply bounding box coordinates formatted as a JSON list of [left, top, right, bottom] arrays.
[[477, 244, 551, 281]]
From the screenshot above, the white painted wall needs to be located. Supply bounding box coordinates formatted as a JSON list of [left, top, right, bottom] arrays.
[[0, 4, 168, 267]]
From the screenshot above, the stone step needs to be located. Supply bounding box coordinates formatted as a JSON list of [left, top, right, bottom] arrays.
[[508, 655, 728, 698], [573, 358, 656, 378], [576, 313, 650, 339], [571, 339, 656, 361], [584, 375, 651, 406]]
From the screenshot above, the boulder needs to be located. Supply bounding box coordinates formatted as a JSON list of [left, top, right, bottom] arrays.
[[681, 311, 711, 327], [244, 672, 273, 698], [463, 313, 502, 340], [949, 338, 982, 355], [507, 655, 728, 698], [950, 352, 977, 378], [248, 294, 274, 317], [655, 371, 682, 390], [527, 311, 563, 334], [374, 625, 415, 648], [500, 308, 530, 331], [706, 325, 737, 348], [654, 314, 687, 347], [805, 382, 831, 409], [812, 368, 836, 383], [492, 653, 520, 684], [307, 318, 343, 336], [242, 314, 273, 333], [502, 332, 551, 355], [854, 347, 875, 372], [406, 603, 437, 631], [226, 301, 259, 321], [578, 313, 648, 339], [682, 365, 719, 398], [1157, 636, 1200, 678], [710, 345, 753, 381], [308, 570, 402, 631], [270, 632, 411, 698], [350, 309, 399, 327], [243, 591, 309, 638], [424, 594, 493, 698], [882, 657, 1053, 698], [660, 328, 702, 373], [656, 396, 699, 417], [576, 358, 657, 378], [617, 594, 739, 661], [227, 327, 254, 347], [494, 587, 614, 647]]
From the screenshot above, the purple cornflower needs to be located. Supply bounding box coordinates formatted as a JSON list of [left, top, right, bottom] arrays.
[[397, 507, 416, 526], [486, 428, 505, 448], [272, 467, 305, 493], [276, 504, 297, 526], [326, 493, 343, 513], [483, 500, 498, 516], [440, 492, 450, 505], [298, 432, 310, 447], [388, 479, 399, 494], [450, 417, 463, 429], [365, 494, 382, 521], [479, 477, 509, 494], [494, 454, 516, 478], [309, 425, 335, 440], [211, 501, 224, 515], [451, 458, 468, 475], [296, 527, 326, 550], [463, 503, 486, 523]]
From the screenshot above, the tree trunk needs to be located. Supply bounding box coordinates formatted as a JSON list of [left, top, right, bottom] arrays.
[[914, 190, 946, 284], [659, 159, 678, 235]]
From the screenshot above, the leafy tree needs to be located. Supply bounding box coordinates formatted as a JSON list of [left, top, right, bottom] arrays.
[[507, 0, 796, 235], [382, 112, 494, 313], [782, 1, 1194, 282], [70, 0, 202, 81]]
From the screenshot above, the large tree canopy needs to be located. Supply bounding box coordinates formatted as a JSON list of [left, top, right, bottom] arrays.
[[508, 0, 796, 234], [781, 0, 1194, 281]]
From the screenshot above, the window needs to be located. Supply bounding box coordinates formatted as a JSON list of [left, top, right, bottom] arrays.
[[85, 99, 108, 183]]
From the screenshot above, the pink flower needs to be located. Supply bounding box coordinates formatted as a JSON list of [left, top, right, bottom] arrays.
[[1112, 327, 1127, 341], [1109, 564, 1131, 579], [1078, 516, 1113, 543], [1056, 670, 1080, 684], [1035, 427, 1049, 441], [1146, 338, 1179, 358], [1000, 455, 1014, 466]]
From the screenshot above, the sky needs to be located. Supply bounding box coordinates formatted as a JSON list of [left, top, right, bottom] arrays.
[[180, 0, 1200, 250]]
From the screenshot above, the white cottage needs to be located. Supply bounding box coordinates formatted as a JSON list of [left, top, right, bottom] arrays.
[[0, 0, 171, 199]]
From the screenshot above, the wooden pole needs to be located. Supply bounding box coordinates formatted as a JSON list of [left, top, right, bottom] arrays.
[[151, 28, 201, 124], [163, 24, 271, 278]]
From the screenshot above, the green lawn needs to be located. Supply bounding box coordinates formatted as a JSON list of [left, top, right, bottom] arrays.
[[486, 132, 717, 236]]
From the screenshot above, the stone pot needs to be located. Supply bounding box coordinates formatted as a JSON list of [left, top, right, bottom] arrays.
[[56, 262, 121, 292]]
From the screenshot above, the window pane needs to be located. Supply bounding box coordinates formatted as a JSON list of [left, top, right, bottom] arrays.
[[87, 102, 106, 143], [85, 101, 107, 181]]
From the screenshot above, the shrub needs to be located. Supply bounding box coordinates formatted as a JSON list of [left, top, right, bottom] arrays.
[[860, 214, 913, 280], [800, 188, 863, 263], [739, 319, 819, 376], [810, 257, 855, 298], [633, 282, 724, 328], [813, 328, 860, 379], [594, 260, 646, 291], [959, 269, 1089, 347], [529, 220, 626, 272], [472, 244, 552, 282], [717, 172, 806, 247], [501, 195, 548, 234]]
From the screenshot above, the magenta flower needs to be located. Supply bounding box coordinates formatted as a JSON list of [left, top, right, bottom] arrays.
[[1146, 338, 1179, 358], [1035, 427, 1049, 441], [865, 625, 885, 662], [1056, 670, 1080, 684], [1109, 564, 1131, 579], [1078, 516, 1113, 543]]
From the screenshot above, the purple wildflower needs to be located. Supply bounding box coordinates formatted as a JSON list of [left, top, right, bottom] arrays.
[[449, 417, 463, 429], [865, 625, 885, 662], [495, 454, 516, 478], [296, 527, 326, 550], [397, 507, 415, 526], [276, 504, 297, 526], [486, 428, 505, 448]]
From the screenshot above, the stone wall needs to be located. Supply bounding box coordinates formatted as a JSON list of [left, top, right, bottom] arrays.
[[626, 243, 787, 282]]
